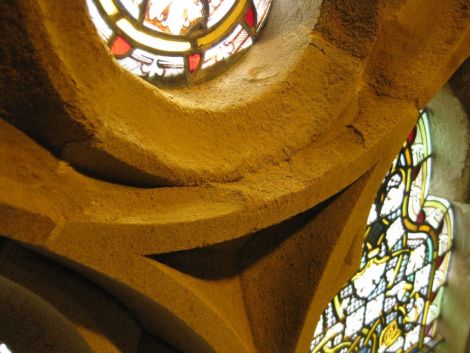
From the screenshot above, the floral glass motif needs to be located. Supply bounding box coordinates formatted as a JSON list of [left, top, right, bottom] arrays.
[[86, 0, 271, 86], [310, 111, 454, 353]]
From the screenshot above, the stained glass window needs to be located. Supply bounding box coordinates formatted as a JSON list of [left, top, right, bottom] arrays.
[[310, 111, 454, 353], [86, 0, 272, 86]]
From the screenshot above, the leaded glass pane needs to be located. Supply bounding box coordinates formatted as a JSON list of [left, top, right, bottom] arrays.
[[310, 110, 454, 353], [86, 0, 272, 86]]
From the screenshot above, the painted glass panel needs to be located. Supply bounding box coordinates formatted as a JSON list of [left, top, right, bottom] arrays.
[[144, 0, 204, 35], [310, 111, 454, 353], [207, 0, 237, 28], [120, 0, 142, 19], [202, 24, 252, 69], [252, 0, 270, 27], [86, 0, 272, 86]]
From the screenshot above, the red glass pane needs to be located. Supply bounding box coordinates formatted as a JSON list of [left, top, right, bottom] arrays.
[[407, 127, 417, 144], [435, 254, 445, 269], [412, 165, 421, 181], [189, 53, 201, 72], [110, 36, 132, 56], [425, 323, 434, 336], [244, 7, 256, 28], [417, 210, 426, 224]]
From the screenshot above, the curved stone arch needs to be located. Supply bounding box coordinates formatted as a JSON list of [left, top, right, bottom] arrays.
[[0, 239, 142, 353], [0, 1, 469, 353], [0, 275, 93, 353], [3, 0, 468, 187]]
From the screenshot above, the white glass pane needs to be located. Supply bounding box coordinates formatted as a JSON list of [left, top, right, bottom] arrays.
[[366, 203, 377, 225], [345, 306, 365, 337], [432, 267, 447, 292], [387, 336, 404, 353], [202, 25, 252, 69], [313, 315, 323, 337], [353, 262, 386, 298], [87, 0, 113, 40], [119, 0, 143, 19], [207, 0, 237, 28], [389, 280, 411, 302], [411, 142, 426, 165], [380, 174, 405, 217], [406, 244, 427, 275], [439, 215, 452, 255], [253, 0, 271, 27], [404, 326, 420, 351], [385, 218, 405, 249], [365, 293, 384, 324], [118, 49, 185, 78], [144, 0, 204, 35], [414, 263, 431, 291]]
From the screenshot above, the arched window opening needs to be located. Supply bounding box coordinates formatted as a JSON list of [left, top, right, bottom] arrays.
[[86, 0, 272, 86], [310, 111, 455, 353]]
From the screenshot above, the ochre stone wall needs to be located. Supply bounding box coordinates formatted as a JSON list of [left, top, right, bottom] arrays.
[[0, 0, 469, 352]]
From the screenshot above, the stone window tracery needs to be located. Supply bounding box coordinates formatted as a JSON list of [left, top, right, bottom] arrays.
[[86, 0, 272, 86], [310, 111, 454, 353]]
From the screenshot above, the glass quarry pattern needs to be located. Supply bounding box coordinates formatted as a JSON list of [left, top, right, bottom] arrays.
[[310, 111, 454, 353], [87, 0, 271, 86]]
